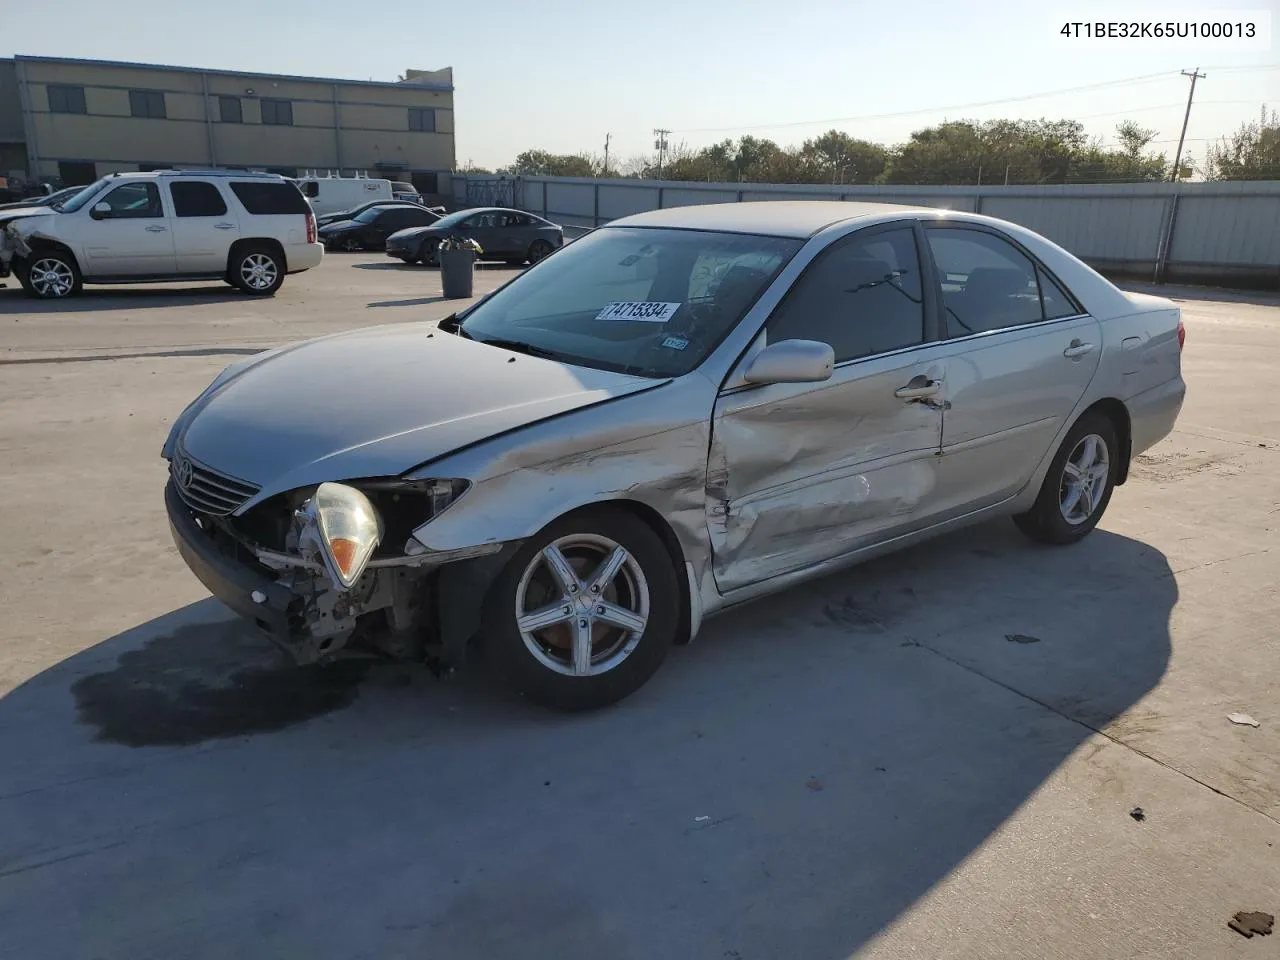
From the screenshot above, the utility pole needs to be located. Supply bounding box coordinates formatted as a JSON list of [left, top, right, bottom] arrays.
[[653, 128, 671, 178], [603, 132, 611, 177], [1171, 68, 1205, 182]]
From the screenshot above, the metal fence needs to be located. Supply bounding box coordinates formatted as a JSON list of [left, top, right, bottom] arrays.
[[443, 173, 1280, 289]]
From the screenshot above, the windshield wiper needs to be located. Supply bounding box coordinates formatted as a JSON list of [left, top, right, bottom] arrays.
[[475, 337, 565, 361]]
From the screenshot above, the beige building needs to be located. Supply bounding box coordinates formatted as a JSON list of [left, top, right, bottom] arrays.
[[4, 55, 455, 198]]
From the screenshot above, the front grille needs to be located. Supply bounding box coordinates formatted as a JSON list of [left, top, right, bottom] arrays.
[[171, 450, 260, 517]]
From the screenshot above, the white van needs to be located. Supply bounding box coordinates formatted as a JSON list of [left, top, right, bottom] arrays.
[[295, 177, 394, 217]]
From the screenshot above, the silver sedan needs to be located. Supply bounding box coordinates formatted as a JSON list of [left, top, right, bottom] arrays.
[[163, 201, 1186, 710]]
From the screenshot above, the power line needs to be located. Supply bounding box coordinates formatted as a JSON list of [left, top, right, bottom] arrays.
[[669, 65, 1280, 136]]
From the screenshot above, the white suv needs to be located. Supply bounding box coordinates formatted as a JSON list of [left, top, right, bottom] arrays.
[[0, 170, 323, 299]]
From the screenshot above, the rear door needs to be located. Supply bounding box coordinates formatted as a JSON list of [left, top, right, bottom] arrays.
[[168, 179, 237, 275], [80, 181, 177, 277], [925, 224, 1102, 516], [459, 211, 501, 255]]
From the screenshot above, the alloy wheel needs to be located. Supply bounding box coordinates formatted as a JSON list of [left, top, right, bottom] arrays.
[[28, 257, 74, 298], [1059, 433, 1110, 525], [239, 253, 278, 291], [515, 533, 650, 677]]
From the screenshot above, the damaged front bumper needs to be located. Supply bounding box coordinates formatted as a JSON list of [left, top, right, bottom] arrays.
[[165, 480, 509, 667]]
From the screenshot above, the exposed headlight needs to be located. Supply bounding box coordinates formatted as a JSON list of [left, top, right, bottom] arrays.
[[298, 482, 383, 588]]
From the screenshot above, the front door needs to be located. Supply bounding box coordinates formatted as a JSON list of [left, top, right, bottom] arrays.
[[80, 181, 176, 277], [924, 225, 1103, 517], [168, 179, 238, 275], [708, 223, 950, 593]]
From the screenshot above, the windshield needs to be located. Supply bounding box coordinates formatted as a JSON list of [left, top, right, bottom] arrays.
[[456, 227, 802, 377], [56, 178, 111, 213], [433, 209, 482, 229], [354, 206, 385, 223]]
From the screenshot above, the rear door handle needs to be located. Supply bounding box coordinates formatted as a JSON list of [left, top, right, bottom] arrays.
[[894, 377, 941, 400], [214, 222, 236, 230], [145, 225, 167, 233], [1064, 339, 1095, 359]]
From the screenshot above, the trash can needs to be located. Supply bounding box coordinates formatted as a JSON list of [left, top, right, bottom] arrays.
[[440, 248, 476, 299]]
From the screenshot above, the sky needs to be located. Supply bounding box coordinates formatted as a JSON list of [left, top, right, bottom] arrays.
[[4, 0, 1278, 171]]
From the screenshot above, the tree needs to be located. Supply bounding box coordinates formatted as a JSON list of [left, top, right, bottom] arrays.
[[506, 149, 597, 177], [799, 130, 888, 184], [1206, 106, 1280, 180]]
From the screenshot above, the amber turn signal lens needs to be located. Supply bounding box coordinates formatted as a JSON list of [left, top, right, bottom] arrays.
[[328, 538, 359, 576]]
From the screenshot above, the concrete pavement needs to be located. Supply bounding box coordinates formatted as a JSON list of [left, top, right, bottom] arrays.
[[0, 260, 1276, 959]]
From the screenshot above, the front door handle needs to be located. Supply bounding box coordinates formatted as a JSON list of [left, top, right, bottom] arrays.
[[1064, 339, 1096, 359], [214, 222, 236, 230], [894, 376, 941, 400], [145, 225, 168, 233]]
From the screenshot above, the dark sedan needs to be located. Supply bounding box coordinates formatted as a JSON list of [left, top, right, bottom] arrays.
[[315, 199, 440, 229], [385, 208, 563, 266], [318, 204, 441, 252]]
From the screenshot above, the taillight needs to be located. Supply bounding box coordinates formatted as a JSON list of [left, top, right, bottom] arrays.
[[1177, 318, 1185, 351], [306, 213, 316, 245]]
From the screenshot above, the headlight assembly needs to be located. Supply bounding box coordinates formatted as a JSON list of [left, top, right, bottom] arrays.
[[297, 482, 383, 588]]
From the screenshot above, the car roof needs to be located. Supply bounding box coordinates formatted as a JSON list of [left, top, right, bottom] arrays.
[[609, 200, 946, 238], [103, 169, 284, 181]]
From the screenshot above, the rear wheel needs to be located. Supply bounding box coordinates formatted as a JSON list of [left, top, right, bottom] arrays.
[[527, 239, 553, 263], [481, 508, 680, 711], [20, 251, 82, 299], [1013, 410, 1118, 545], [230, 245, 285, 296]]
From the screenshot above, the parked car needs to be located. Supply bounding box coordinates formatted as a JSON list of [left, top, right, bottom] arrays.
[[390, 181, 423, 204], [315, 199, 439, 229], [0, 185, 86, 211], [163, 201, 1185, 711], [0, 170, 321, 298], [318, 203, 440, 251], [385, 207, 563, 266]]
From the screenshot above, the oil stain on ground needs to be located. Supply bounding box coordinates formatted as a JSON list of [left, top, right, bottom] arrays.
[[71, 619, 369, 747]]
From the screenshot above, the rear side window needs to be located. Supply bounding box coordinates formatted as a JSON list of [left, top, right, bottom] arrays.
[[767, 226, 925, 363], [170, 181, 228, 217], [229, 181, 309, 215], [927, 228, 1076, 336]]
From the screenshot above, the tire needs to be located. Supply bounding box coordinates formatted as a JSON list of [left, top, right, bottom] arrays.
[[419, 238, 440, 267], [1013, 410, 1119, 545], [480, 507, 680, 711], [20, 250, 82, 299], [342, 236, 364, 252], [229, 244, 285, 296], [527, 239, 553, 264]]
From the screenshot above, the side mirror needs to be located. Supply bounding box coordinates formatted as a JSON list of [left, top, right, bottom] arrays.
[[90, 201, 111, 220], [743, 339, 835, 385]]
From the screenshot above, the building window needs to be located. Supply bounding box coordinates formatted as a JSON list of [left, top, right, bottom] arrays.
[[260, 99, 293, 126], [129, 89, 167, 119], [57, 160, 96, 184], [408, 107, 436, 132], [48, 85, 87, 115], [219, 96, 242, 123]]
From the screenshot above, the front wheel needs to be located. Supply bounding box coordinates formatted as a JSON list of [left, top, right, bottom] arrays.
[[230, 245, 285, 296], [1013, 411, 1118, 545], [419, 238, 440, 267], [20, 251, 82, 299], [481, 508, 680, 710]]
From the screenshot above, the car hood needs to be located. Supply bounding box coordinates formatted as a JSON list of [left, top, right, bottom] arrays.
[[318, 219, 359, 233], [388, 224, 439, 241], [177, 323, 665, 510], [0, 204, 54, 223]]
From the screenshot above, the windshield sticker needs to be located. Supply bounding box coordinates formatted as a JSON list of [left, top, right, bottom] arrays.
[[595, 301, 681, 323], [661, 336, 689, 351]]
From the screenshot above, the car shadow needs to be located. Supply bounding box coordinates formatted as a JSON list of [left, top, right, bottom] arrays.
[[0, 522, 1173, 959], [0, 284, 249, 313], [367, 296, 450, 308]]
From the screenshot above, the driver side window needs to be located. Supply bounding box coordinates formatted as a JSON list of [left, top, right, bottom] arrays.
[[97, 182, 163, 219], [765, 226, 925, 363]]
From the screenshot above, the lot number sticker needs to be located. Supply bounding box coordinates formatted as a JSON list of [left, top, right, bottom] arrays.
[[595, 301, 681, 323]]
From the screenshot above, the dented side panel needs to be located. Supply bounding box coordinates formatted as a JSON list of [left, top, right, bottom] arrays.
[[708, 345, 950, 593]]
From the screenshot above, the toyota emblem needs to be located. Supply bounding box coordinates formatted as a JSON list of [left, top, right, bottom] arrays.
[[174, 454, 193, 490]]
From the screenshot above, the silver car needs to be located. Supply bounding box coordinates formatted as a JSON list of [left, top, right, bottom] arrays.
[[164, 202, 1185, 710]]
